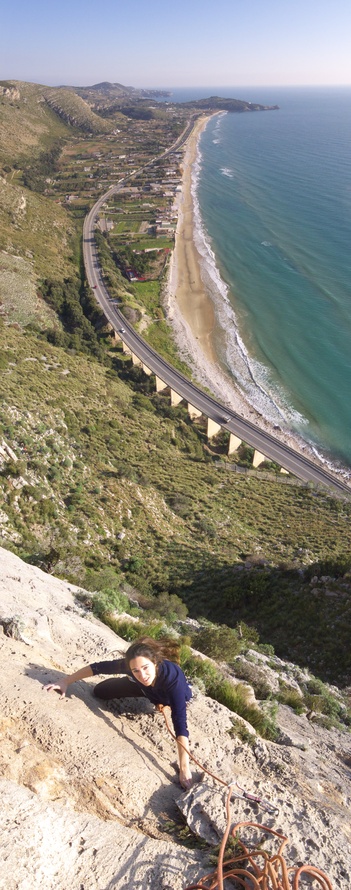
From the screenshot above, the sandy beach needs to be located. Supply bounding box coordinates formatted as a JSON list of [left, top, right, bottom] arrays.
[[167, 116, 218, 365], [164, 116, 350, 482], [165, 114, 282, 420]]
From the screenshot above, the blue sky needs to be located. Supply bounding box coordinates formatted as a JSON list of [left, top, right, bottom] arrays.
[[1, 0, 351, 89]]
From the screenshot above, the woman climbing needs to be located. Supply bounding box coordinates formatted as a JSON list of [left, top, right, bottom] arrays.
[[44, 636, 193, 790]]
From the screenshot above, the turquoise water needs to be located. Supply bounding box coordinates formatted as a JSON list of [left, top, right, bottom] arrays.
[[190, 87, 351, 470], [159, 87, 351, 468]]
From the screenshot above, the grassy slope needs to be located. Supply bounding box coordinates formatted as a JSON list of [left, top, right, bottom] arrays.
[[0, 81, 87, 316], [0, 81, 111, 165], [1, 322, 351, 682], [0, 177, 78, 276], [0, 81, 70, 164], [42, 86, 113, 134]]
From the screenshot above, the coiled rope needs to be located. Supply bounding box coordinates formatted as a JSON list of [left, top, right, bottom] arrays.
[[161, 707, 334, 890]]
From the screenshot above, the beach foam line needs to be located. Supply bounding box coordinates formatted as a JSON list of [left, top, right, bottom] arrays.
[[191, 129, 306, 428]]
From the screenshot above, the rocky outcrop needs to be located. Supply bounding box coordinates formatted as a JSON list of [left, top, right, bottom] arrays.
[[0, 84, 21, 101], [0, 546, 350, 888]]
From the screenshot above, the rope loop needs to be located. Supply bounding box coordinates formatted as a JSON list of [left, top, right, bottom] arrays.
[[160, 707, 334, 889]]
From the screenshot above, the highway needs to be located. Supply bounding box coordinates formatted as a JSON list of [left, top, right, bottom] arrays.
[[82, 152, 351, 498]]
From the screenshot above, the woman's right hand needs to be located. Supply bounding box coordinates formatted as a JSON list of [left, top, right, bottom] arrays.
[[42, 665, 93, 698], [43, 680, 69, 698], [179, 766, 193, 791]]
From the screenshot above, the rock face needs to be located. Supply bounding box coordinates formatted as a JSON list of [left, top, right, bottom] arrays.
[[0, 84, 21, 101], [0, 545, 350, 889], [43, 88, 111, 134]]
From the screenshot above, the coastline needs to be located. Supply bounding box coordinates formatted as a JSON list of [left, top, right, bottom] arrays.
[[167, 116, 218, 366], [164, 116, 350, 482]]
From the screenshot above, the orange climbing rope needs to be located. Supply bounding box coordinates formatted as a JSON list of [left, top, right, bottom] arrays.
[[182, 795, 334, 889], [161, 706, 278, 813], [160, 708, 334, 890]]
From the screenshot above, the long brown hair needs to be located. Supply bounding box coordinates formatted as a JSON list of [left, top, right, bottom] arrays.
[[125, 636, 180, 668]]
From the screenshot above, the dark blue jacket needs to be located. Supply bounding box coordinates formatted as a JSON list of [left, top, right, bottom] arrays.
[[90, 658, 192, 737]]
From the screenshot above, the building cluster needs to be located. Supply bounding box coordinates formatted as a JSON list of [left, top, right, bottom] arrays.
[[44, 111, 186, 253]]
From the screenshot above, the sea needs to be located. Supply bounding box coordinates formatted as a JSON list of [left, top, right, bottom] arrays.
[[157, 86, 351, 473]]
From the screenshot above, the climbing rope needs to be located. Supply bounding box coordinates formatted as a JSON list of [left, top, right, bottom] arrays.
[[161, 706, 278, 814], [160, 708, 334, 890], [182, 798, 334, 889]]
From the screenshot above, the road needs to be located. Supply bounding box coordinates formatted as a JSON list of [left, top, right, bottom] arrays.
[[82, 147, 351, 497]]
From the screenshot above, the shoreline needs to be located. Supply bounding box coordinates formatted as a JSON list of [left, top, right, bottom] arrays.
[[164, 116, 351, 484]]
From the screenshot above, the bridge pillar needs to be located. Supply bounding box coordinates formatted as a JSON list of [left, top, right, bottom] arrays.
[[171, 390, 183, 407], [280, 467, 289, 474], [131, 352, 142, 366], [253, 450, 267, 468], [142, 363, 152, 376], [122, 341, 132, 355], [155, 376, 168, 392], [188, 404, 202, 419], [207, 418, 221, 439], [228, 433, 241, 455]]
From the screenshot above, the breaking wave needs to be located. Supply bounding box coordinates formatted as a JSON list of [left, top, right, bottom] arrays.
[[191, 143, 305, 430]]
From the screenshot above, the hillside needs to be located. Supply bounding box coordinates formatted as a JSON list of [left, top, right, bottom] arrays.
[[0, 80, 70, 165], [42, 86, 114, 134], [0, 546, 350, 889], [0, 78, 129, 336], [0, 80, 85, 293], [1, 319, 351, 683], [71, 81, 171, 105], [0, 77, 180, 298], [183, 96, 279, 112], [0, 81, 113, 163], [0, 78, 351, 689]]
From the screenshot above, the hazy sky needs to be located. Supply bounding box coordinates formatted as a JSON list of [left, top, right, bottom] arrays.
[[1, 0, 351, 89]]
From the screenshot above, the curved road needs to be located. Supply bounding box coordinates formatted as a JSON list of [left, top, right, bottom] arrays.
[[83, 158, 350, 497]]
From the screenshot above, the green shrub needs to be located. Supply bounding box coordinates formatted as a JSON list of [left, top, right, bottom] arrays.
[[153, 591, 188, 623], [133, 393, 155, 412], [195, 517, 216, 538], [104, 617, 167, 642], [179, 646, 277, 740], [304, 677, 325, 696], [277, 685, 305, 714], [2, 459, 25, 477], [193, 623, 242, 661], [236, 621, 260, 646], [91, 588, 129, 620], [84, 566, 122, 593], [229, 718, 256, 746], [124, 556, 144, 573], [257, 643, 275, 657], [303, 676, 350, 724], [167, 492, 193, 518], [233, 660, 273, 700]]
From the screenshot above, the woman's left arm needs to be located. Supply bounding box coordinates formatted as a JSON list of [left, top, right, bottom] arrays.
[[157, 702, 192, 790], [158, 663, 193, 789], [176, 735, 192, 790]]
